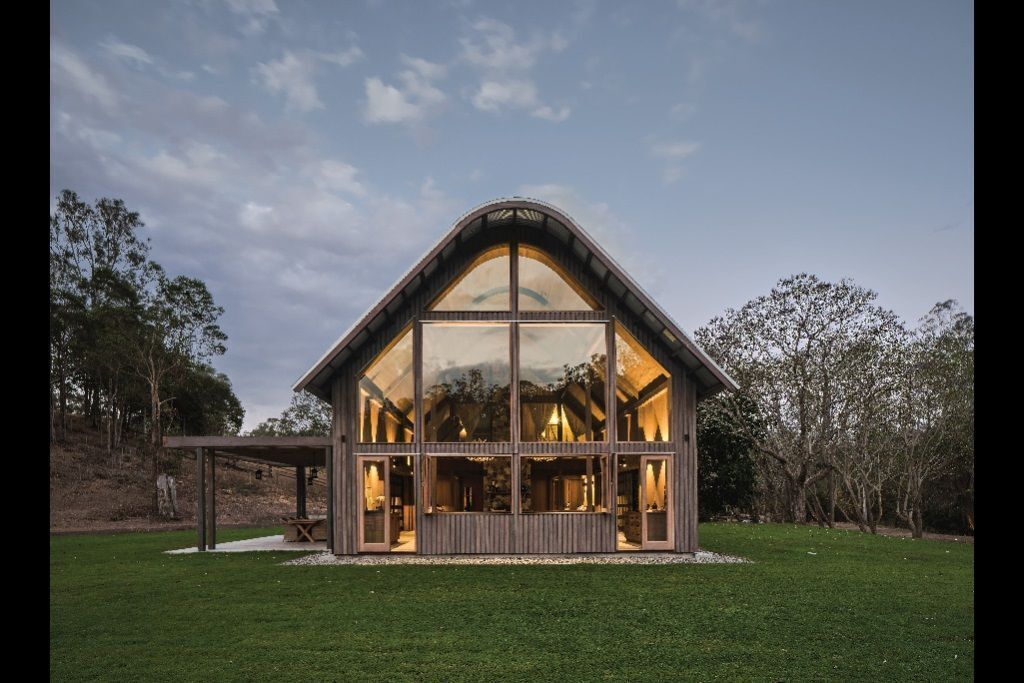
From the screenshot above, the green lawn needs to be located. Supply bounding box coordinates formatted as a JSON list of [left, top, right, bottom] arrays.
[[50, 523, 973, 681]]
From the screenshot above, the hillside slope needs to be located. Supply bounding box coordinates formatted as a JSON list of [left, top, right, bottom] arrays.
[[50, 418, 326, 533]]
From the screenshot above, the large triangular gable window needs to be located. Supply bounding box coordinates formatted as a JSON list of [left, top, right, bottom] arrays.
[[429, 244, 600, 312], [429, 246, 510, 311], [518, 246, 600, 311]]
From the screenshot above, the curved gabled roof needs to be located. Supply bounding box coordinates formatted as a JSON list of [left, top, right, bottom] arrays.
[[293, 197, 738, 399]]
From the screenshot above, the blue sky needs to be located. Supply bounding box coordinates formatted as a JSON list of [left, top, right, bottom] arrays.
[[50, 0, 974, 430]]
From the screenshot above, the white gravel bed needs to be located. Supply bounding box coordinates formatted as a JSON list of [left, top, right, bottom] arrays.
[[282, 550, 748, 566]]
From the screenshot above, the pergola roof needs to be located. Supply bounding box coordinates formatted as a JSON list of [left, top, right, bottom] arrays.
[[293, 197, 739, 401], [163, 436, 330, 468]]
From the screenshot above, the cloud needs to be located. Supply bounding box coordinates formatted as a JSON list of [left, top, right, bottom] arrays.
[[675, 0, 763, 42], [651, 141, 701, 159], [51, 43, 119, 110], [459, 17, 557, 71], [363, 57, 447, 124], [460, 18, 571, 122], [531, 104, 571, 122], [224, 0, 280, 36], [101, 36, 195, 82], [320, 45, 365, 67], [100, 37, 153, 67], [471, 79, 536, 112], [255, 50, 322, 112], [650, 141, 700, 185], [400, 54, 447, 80], [313, 160, 367, 197], [670, 102, 696, 121]]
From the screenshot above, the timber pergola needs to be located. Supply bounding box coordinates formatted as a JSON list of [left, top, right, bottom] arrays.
[[162, 436, 333, 552]]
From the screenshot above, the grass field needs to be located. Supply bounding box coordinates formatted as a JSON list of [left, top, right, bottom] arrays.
[[50, 523, 974, 681]]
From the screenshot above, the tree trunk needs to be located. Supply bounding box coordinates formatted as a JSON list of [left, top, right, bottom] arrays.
[[788, 479, 807, 524], [150, 381, 163, 515], [49, 385, 56, 444], [156, 474, 179, 519], [912, 500, 924, 539], [59, 374, 68, 441], [828, 472, 836, 527], [808, 489, 828, 528]]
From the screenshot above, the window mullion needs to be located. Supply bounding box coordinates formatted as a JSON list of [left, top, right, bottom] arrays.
[[510, 240, 520, 515]]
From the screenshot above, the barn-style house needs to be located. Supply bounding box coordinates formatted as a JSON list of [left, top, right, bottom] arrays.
[[291, 198, 736, 555], [167, 198, 736, 555]]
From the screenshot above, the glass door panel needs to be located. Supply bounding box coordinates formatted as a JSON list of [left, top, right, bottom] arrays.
[[641, 455, 672, 550], [359, 457, 390, 552]]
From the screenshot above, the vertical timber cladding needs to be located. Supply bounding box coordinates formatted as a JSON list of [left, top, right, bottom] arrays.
[[329, 211, 700, 554]]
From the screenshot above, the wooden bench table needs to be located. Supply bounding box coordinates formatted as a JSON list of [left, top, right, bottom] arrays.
[[282, 517, 324, 543]]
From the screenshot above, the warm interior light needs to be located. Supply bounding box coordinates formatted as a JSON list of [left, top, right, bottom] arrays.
[[548, 407, 561, 425], [459, 426, 468, 440]]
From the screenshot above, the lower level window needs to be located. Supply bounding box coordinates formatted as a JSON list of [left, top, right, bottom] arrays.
[[427, 456, 512, 513], [521, 455, 606, 512]]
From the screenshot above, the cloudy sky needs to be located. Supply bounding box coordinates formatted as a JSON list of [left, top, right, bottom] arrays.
[[50, 0, 974, 431]]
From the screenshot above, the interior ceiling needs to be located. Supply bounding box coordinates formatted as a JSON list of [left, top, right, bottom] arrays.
[[295, 198, 738, 402]]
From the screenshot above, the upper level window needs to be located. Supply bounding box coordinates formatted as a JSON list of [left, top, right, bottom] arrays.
[[422, 323, 511, 442], [518, 246, 600, 311], [519, 323, 607, 442], [615, 323, 670, 441], [429, 246, 510, 311], [358, 326, 414, 443]]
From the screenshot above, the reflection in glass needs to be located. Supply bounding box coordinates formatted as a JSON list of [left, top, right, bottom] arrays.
[[615, 323, 671, 441], [423, 323, 511, 442], [362, 459, 387, 545], [644, 457, 669, 542], [430, 245, 510, 311], [521, 456, 605, 512], [358, 327, 414, 443], [519, 324, 607, 442], [616, 454, 642, 548], [518, 246, 599, 311], [428, 456, 512, 512]]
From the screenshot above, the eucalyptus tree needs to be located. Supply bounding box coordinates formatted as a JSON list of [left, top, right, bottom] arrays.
[[827, 319, 906, 533], [165, 362, 245, 437], [893, 301, 974, 538], [49, 189, 153, 442], [696, 273, 904, 523], [135, 268, 227, 475], [250, 391, 332, 436]]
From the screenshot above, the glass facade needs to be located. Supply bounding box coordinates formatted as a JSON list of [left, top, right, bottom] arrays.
[[521, 455, 606, 512], [422, 323, 511, 442], [429, 245, 510, 311], [353, 243, 680, 538], [427, 456, 512, 512], [614, 323, 671, 441], [519, 323, 607, 442], [357, 326, 414, 443], [518, 246, 599, 310]]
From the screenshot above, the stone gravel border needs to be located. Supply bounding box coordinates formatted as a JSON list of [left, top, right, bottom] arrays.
[[282, 550, 749, 566]]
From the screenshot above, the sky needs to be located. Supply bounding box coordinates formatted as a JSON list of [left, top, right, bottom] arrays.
[[50, 0, 974, 431]]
